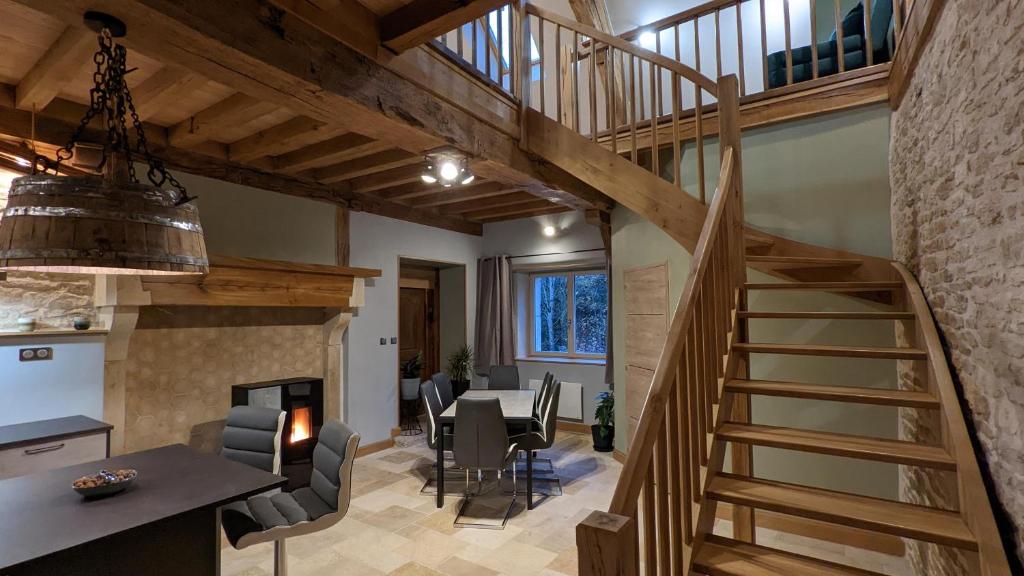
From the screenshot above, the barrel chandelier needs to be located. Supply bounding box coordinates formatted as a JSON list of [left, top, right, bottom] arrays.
[[0, 12, 208, 276]]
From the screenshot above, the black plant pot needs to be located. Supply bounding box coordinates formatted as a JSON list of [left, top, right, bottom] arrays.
[[591, 424, 615, 452], [452, 379, 471, 398]]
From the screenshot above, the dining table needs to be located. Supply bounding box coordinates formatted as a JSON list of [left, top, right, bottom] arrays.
[[0, 443, 286, 576], [436, 389, 538, 510]]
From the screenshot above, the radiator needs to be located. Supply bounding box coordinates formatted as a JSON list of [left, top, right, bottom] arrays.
[[528, 379, 584, 421]]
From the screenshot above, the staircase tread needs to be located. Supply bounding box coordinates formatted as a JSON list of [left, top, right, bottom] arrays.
[[745, 255, 863, 266], [744, 281, 902, 291], [716, 422, 956, 469], [707, 473, 977, 550], [738, 311, 915, 320], [724, 379, 940, 408], [695, 535, 887, 576], [734, 343, 927, 360]]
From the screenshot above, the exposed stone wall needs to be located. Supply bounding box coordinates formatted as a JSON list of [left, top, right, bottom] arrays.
[[123, 321, 323, 453], [890, 0, 1024, 570]]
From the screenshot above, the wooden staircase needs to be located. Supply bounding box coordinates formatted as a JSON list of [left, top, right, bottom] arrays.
[[493, 6, 1013, 575]]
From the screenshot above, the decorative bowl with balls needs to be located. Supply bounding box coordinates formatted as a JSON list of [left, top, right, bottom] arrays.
[[72, 469, 137, 498]]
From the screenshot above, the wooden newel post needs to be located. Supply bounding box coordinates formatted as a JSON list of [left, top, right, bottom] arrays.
[[576, 510, 638, 576]]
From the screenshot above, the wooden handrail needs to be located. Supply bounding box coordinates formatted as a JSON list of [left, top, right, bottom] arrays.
[[892, 263, 1014, 576], [525, 4, 718, 96], [609, 147, 734, 515]]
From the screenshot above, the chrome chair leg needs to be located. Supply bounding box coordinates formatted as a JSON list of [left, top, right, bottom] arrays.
[[274, 539, 288, 576]]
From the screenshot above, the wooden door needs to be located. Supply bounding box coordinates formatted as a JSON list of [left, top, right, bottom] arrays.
[[399, 286, 438, 381], [623, 263, 668, 445]]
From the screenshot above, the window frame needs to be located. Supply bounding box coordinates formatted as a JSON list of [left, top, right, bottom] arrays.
[[528, 269, 608, 360]]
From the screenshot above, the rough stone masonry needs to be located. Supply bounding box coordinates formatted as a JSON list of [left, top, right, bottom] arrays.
[[890, 0, 1024, 571]]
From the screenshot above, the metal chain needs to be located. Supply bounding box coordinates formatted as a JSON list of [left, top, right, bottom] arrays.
[[38, 28, 193, 205]]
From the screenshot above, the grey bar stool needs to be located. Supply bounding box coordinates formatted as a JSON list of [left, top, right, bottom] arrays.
[[221, 420, 360, 576], [453, 397, 519, 529]]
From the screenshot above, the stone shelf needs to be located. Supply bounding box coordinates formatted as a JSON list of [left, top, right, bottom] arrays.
[[0, 328, 109, 340]]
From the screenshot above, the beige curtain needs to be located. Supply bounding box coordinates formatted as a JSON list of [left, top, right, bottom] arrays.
[[474, 256, 516, 375]]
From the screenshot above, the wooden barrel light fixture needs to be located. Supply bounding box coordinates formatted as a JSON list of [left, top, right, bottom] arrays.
[[0, 12, 208, 275]]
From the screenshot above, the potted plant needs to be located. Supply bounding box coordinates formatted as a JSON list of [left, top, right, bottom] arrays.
[[399, 352, 423, 401], [591, 391, 615, 452], [446, 345, 473, 397]]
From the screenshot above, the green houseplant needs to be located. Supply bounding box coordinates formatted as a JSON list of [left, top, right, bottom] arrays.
[[446, 345, 473, 397], [591, 391, 615, 452], [399, 352, 422, 401]]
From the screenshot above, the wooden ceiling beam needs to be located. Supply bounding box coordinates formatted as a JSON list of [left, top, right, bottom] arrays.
[[11, 0, 611, 212], [377, 179, 501, 202], [461, 198, 559, 221], [169, 92, 280, 148], [272, 133, 383, 173], [130, 66, 208, 120], [474, 205, 574, 223], [380, 0, 508, 53], [312, 148, 420, 183], [228, 117, 342, 162], [270, 0, 385, 61], [415, 182, 519, 206], [347, 163, 425, 194], [440, 191, 539, 214], [15, 26, 96, 111]]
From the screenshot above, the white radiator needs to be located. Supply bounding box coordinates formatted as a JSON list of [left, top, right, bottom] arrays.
[[528, 379, 584, 421]]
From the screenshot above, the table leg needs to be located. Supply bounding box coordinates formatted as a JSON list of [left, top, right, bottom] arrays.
[[436, 423, 445, 508], [527, 446, 534, 510]]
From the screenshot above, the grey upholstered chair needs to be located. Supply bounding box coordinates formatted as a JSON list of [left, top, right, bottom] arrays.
[[514, 381, 562, 489], [487, 365, 520, 390], [452, 397, 519, 528], [221, 406, 286, 474], [533, 372, 554, 418], [221, 420, 360, 576], [432, 372, 455, 410], [420, 380, 459, 494]]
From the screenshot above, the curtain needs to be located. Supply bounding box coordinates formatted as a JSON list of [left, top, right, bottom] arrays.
[[604, 255, 614, 387], [474, 255, 516, 375]]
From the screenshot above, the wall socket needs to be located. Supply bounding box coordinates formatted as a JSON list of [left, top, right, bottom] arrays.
[[19, 347, 53, 362], [379, 338, 387, 345]]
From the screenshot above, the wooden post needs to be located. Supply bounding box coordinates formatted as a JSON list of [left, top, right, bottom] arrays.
[[577, 510, 638, 576], [336, 204, 350, 267]]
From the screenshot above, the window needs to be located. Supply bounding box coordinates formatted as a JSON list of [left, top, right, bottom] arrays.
[[531, 270, 608, 359]]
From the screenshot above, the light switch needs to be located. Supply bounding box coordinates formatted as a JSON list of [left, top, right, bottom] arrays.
[[380, 338, 387, 345], [390, 337, 398, 344]]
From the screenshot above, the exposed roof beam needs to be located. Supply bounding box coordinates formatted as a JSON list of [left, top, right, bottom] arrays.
[[15, 26, 96, 111], [415, 183, 519, 206], [169, 92, 280, 148], [228, 117, 342, 162], [378, 180, 504, 202], [380, 0, 508, 53], [462, 198, 560, 220], [475, 205, 575, 223], [269, 0, 384, 60], [0, 91, 482, 235], [273, 133, 383, 173], [7, 0, 610, 212], [440, 191, 540, 214], [313, 148, 420, 183], [347, 163, 425, 194], [131, 67, 208, 120]]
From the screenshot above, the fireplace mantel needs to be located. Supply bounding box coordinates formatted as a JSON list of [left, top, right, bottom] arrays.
[[137, 255, 380, 309]]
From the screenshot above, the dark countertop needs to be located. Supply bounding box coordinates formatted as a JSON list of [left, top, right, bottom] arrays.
[[0, 443, 286, 570], [0, 415, 113, 451]]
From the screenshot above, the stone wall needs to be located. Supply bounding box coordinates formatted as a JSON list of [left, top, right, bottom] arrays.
[[889, 0, 1024, 570], [123, 316, 324, 453]]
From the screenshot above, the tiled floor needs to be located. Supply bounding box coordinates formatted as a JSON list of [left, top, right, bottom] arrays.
[[221, 429, 913, 576]]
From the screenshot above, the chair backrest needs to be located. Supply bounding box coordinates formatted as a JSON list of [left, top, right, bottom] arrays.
[[869, 0, 894, 52], [310, 420, 361, 517], [540, 381, 561, 448], [453, 397, 510, 471], [421, 380, 443, 450], [221, 406, 286, 474], [432, 372, 454, 409], [487, 365, 520, 390]]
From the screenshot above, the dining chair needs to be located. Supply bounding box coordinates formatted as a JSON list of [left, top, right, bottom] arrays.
[[221, 420, 360, 576], [432, 372, 455, 410], [420, 380, 460, 494], [220, 406, 286, 474], [452, 397, 519, 528], [533, 372, 554, 418], [512, 381, 562, 494], [487, 365, 520, 390]]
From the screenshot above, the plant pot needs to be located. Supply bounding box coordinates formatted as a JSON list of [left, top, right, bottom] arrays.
[[400, 378, 421, 401], [452, 379, 471, 398], [591, 424, 614, 452]]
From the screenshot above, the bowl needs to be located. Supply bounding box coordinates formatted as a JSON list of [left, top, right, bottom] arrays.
[[72, 468, 137, 498]]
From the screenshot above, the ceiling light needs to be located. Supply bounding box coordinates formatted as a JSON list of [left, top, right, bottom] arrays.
[[420, 173, 437, 184], [460, 174, 475, 185], [638, 31, 657, 49], [0, 12, 207, 276], [439, 161, 460, 182], [543, 225, 556, 237], [420, 150, 475, 187]]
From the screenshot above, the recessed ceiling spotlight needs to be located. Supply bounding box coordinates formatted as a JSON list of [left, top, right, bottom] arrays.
[[543, 225, 556, 237], [421, 150, 475, 187]]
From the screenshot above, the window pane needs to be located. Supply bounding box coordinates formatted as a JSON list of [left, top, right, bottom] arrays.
[[534, 275, 569, 353], [574, 273, 608, 355]]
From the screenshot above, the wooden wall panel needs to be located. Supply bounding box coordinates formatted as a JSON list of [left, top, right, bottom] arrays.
[[623, 263, 668, 446]]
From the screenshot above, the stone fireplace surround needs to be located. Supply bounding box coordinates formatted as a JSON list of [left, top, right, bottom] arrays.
[[94, 256, 377, 455]]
